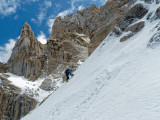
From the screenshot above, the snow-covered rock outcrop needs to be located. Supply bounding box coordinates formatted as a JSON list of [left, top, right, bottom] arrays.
[[0, 72, 63, 120]]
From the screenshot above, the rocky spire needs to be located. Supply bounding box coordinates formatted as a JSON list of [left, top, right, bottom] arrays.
[[8, 22, 44, 59], [7, 22, 45, 80], [20, 22, 34, 38]]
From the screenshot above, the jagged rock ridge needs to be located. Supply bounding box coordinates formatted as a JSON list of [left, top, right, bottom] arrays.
[[49, 0, 154, 55], [49, 0, 135, 55]]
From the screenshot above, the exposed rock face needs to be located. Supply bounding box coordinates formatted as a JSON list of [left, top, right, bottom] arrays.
[[117, 3, 147, 31], [0, 62, 7, 73], [120, 21, 145, 42], [120, 33, 134, 42], [40, 78, 57, 91], [125, 21, 145, 33], [156, 6, 160, 19], [7, 22, 45, 80], [0, 75, 37, 120], [49, 4, 99, 40], [48, 5, 93, 63], [49, 0, 149, 55]]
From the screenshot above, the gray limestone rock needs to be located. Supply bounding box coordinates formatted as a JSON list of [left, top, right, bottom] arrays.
[[40, 78, 57, 91], [120, 33, 134, 42], [117, 3, 148, 31], [125, 21, 145, 33], [0, 62, 7, 73], [156, 6, 160, 19], [7, 22, 45, 81], [48, 1, 148, 56], [120, 21, 145, 42], [0, 75, 37, 120]]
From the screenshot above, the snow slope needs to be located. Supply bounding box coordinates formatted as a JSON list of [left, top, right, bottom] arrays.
[[22, 2, 160, 120]]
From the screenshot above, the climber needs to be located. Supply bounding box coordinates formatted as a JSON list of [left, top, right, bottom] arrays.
[[68, 69, 74, 77], [65, 68, 74, 82], [65, 69, 69, 82]]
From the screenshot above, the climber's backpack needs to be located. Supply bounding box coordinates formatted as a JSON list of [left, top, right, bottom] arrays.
[[65, 69, 69, 74]]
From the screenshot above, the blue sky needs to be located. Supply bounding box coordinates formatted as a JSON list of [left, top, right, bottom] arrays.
[[0, 0, 107, 63]]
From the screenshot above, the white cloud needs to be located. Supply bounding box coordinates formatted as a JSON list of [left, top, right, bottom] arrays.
[[57, 10, 70, 18], [47, 19, 55, 33], [78, 6, 84, 10], [36, 0, 52, 24], [31, 18, 36, 22], [0, 39, 16, 63], [56, 0, 107, 18], [55, 3, 61, 9], [37, 31, 47, 44], [0, 0, 40, 16], [14, 15, 19, 20], [100, 0, 107, 4], [47, 0, 83, 33], [57, 0, 76, 17], [47, 0, 81, 34], [28, 0, 39, 2], [0, 0, 19, 16], [17, 36, 20, 39], [45, 1, 52, 8], [37, 12, 46, 23], [92, 0, 107, 4]]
